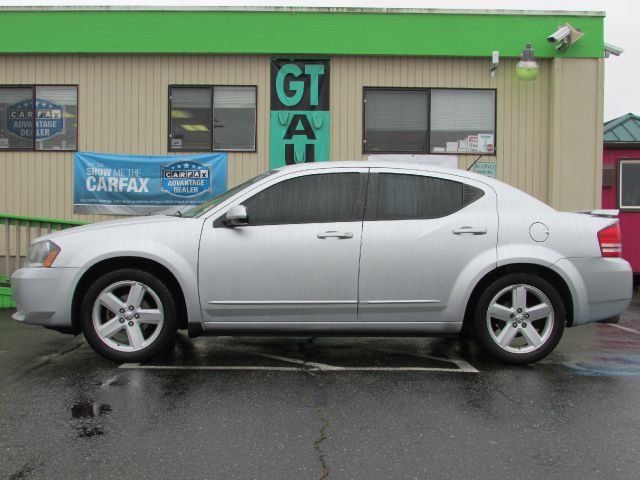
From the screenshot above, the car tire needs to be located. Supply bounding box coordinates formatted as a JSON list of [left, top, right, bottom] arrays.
[[473, 273, 565, 365], [80, 268, 178, 363]]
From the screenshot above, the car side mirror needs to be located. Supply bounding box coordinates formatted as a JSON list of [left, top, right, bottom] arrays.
[[223, 205, 248, 227]]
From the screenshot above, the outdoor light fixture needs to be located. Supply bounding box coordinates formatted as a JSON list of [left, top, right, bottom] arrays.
[[515, 44, 539, 81]]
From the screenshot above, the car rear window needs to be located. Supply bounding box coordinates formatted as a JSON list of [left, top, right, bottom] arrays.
[[366, 173, 485, 221]]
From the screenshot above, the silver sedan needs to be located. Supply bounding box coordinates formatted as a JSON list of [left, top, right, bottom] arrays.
[[11, 162, 633, 364]]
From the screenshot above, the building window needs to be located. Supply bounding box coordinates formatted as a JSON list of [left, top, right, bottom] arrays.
[[169, 85, 256, 152], [169, 87, 212, 151], [363, 87, 496, 155], [430, 89, 496, 154], [0, 85, 78, 151], [364, 89, 428, 153], [619, 160, 640, 209]]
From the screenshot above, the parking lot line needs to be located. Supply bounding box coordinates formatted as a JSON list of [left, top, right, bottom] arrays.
[[119, 362, 479, 373], [606, 324, 640, 335], [368, 348, 479, 373], [119, 363, 302, 371], [244, 351, 346, 371]]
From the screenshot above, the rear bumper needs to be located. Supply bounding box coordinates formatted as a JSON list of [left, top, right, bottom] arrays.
[[11, 267, 80, 327], [555, 257, 633, 326]]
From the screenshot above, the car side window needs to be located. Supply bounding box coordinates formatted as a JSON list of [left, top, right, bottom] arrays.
[[242, 172, 368, 225], [366, 173, 484, 221]]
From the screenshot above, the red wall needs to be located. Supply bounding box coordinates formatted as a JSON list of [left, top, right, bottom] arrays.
[[602, 148, 640, 274]]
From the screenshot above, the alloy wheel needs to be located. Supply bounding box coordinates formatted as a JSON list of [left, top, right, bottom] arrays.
[[485, 284, 554, 354], [91, 280, 165, 352]]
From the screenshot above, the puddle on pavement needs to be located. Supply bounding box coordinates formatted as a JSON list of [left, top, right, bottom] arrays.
[[553, 353, 640, 376], [75, 424, 106, 438], [71, 402, 112, 419], [71, 401, 111, 438]]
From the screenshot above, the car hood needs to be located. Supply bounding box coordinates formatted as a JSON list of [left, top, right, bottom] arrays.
[[35, 215, 191, 243]]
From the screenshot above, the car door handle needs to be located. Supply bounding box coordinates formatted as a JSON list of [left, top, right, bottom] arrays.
[[452, 226, 487, 235], [317, 231, 353, 239]]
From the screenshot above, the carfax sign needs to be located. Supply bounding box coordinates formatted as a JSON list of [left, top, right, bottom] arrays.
[[270, 59, 330, 169], [7, 98, 64, 140], [74, 152, 227, 215]]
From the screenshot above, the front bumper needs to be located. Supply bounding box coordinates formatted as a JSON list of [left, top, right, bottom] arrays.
[[11, 267, 81, 327], [556, 257, 633, 326]]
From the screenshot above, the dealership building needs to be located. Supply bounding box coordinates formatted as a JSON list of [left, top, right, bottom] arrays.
[[0, 6, 607, 225]]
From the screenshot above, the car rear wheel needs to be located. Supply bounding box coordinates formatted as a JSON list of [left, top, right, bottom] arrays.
[[473, 273, 565, 364], [80, 268, 177, 363]]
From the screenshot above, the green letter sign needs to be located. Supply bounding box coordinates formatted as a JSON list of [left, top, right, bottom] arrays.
[[270, 59, 330, 169]]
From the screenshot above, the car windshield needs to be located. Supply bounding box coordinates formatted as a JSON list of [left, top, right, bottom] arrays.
[[180, 170, 275, 218]]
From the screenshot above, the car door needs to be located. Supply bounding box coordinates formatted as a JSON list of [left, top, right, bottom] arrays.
[[198, 167, 369, 324], [358, 167, 498, 323]]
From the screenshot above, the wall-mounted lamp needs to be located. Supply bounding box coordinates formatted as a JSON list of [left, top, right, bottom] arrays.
[[490, 51, 499, 77], [515, 44, 539, 81]]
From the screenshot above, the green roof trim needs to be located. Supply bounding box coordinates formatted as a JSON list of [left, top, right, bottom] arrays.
[[0, 10, 604, 57], [604, 113, 640, 143]]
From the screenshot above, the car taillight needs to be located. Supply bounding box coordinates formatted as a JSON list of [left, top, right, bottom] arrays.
[[598, 223, 622, 257]]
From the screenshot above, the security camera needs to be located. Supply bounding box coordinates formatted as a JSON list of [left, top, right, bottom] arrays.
[[604, 43, 624, 57], [547, 25, 571, 44]]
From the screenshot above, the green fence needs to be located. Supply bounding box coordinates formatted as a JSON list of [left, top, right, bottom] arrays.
[[0, 214, 88, 308]]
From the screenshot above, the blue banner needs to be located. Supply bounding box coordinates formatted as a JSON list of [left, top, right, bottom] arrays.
[[74, 152, 228, 215]]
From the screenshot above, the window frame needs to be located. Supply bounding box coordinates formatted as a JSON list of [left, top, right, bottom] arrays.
[[0, 84, 79, 152], [168, 84, 257, 153], [618, 158, 640, 211], [362, 87, 430, 155], [362, 86, 497, 156]]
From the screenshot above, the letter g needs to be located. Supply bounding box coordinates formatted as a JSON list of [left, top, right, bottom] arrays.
[[276, 64, 304, 107]]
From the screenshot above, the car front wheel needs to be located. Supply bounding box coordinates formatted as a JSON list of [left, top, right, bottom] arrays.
[[473, 273, 565, 364], [80, 268, 177, 363]]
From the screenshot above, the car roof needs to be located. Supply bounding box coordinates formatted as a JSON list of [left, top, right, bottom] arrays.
[[275, 160, 497, 185], [274, 160, 555, 211]]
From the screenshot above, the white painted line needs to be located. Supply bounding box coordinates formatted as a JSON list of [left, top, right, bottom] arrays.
[[119, 362, 477, 373], [326, 367, 476, 373], [438, 358, 479, 373], [606, 323, 640, 335], [404, 353, 479, 373], [120, 363, 301, 371], [368, 347, 480, 373], [245, 351, 346, 371]]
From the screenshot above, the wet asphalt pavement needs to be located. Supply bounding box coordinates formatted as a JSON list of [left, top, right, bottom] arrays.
[[2, 295, 640, 480]]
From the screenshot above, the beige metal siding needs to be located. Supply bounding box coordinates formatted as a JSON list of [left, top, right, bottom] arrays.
[[548, 57, 604, 211], [0, 54, 270, 222], [330, 56, 552, 203], [0, 53, 600, 221]]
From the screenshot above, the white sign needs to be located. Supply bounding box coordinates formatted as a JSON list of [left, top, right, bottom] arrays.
[[473, 161, 497, 179]]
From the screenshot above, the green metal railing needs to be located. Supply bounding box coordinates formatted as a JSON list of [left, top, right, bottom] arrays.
[[1, 214, 88, 308]]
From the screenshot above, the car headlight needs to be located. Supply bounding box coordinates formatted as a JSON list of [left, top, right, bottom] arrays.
[[25, 240, 61, 268]]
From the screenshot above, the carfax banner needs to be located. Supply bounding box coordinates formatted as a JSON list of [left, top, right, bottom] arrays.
[[270, 59, 330, 169], [74, 152, 227, 215]]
